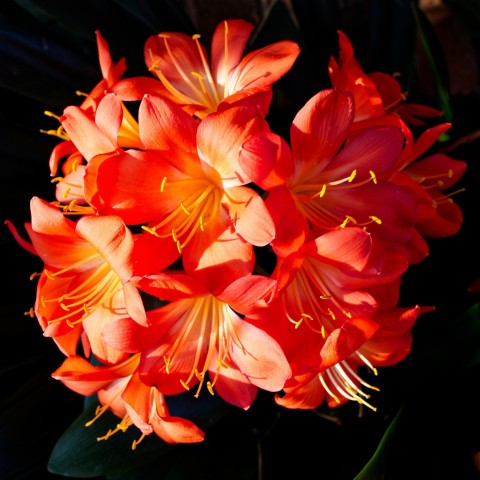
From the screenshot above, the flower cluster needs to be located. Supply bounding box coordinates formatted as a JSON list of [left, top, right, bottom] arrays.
[[7, 19, 466, 448]]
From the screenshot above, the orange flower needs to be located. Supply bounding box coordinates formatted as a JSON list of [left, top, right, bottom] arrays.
[[240, 89, 417, 258], [46, 30, 164, 209], [144, 19, 300, 118], [102, 265, 291, 410], [52, 354, 204, 447], [76, 95, 275, 275], [5, 197, 178, 363]]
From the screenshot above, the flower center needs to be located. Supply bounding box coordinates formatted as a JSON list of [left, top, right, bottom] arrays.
[[163, 296, 237, 398], [148, 32, 223, 115], [284, 257, 352, 335], [291, 168, 382, 230], [40, 252, 121, 328], [142, 176, 222, 253]]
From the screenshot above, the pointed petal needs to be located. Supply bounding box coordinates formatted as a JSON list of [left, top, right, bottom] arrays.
[[319, 318, 379, 370], [229, 316, 291, 392], [291, 89, 354, 166], [197, 106, 269, 188], [225, 186, 274, 246]]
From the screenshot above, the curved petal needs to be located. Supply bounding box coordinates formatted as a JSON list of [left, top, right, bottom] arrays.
[[197, 105, 269, 188], [240, 131, 293, 190], [290, 89, 354, 166], [211, 19, 253, 87], [319, 317, 379, 370], [229, 316, 291, 392], [228, 40, 300, 93], [225, 185, 275, 246], [212, 360, 257, 409], [61, 106, 117, 161], [139, 94, 197, 154]]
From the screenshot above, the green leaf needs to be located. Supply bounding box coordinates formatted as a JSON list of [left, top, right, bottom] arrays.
[[48, 390, 232, 478], [354, 303, 480, 479], [411, 1, 453, 121]]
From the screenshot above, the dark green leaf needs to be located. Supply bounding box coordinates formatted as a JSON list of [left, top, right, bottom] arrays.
[[48, 390, 232, 477]]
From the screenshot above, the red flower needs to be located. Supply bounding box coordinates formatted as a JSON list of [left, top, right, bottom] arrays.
[[240, 89, 418, 257], [52, 354, 204, 446], [144, 19, 300, 118], [101, 265, 291, 410], [79, 95, 274, 276], [5, 197, 175, 363]]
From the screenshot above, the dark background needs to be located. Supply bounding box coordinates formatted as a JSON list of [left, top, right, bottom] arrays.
[[1, 1, 480, 479]]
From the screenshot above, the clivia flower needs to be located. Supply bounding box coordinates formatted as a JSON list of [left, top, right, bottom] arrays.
[[144, 19, 300, 118], [52, 354, 205, 447], [101, 263, 291, 410], [5, 197, 176, 363], [240, 88, 419, 258], [75, 95, 275, 275]]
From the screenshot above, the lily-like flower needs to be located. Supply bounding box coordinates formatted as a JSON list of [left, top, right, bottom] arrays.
[[80, 95, 274, 276], [47, 30, 165, 209], [52, 354, 204, 447], [5, 197, 176, 363], [275, 304, 433, 410], [328, 30, 443, 130], [101, 264, 291, 410], [240, 88, 418, 258], [144, 19, 300, 118]]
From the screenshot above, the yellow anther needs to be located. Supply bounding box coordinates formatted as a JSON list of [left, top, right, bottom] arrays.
[[159, 33, 170, 39], [215, 358, 228, 369], [62, 187, 70, 199], [24, 308, 35, 318], [66, 319, 75, 328], [192, 33, 201, 40], [199, 216, 205, 231], [176, 240, 182, 253], [180, 379, 190, 390], [67, 200, 77, 211], [321, 325, 326, 339], [50, 177, 63, 183], [71, 159, 79, 172], [328, 308, 336, 320], [180, 203, 190, 215], [160, 176, 167, 192], [141, 226, 159, 237], [132, 434, 146, 450], [171, 229, 178, 243], [319, 294, 331, 300], [348, 169, 357, 182], [319, 184, 327, 197], [191, 71, 204, 80], [369, 170, 377, 184], [207, 381, 215, 396], [75, 90, 87, 98], [369, 215, 382, 225], [44, 110, 60, 120], [29, 272, 41, 281]]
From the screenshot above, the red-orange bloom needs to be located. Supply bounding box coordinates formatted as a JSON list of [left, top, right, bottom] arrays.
[[102, 265, 291, 410], [47, 30, 164, 208], [328, 30, 443, 130], [5, 197, 177, 363], [78, 95, 274, 276], [240, 89, 418, 257], [144, 19, 300, 118], [52, 354, 204, 447]]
